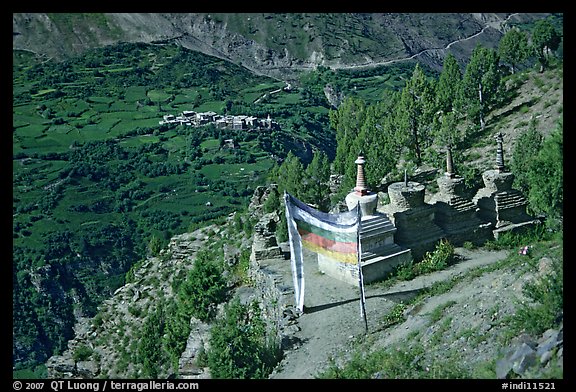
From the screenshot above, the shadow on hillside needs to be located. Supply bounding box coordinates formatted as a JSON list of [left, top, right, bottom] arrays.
[[366, 288, 422, 303], [304, 287, 423, 314], [281, 334, 308, 351], [304, 298, 360, 314]]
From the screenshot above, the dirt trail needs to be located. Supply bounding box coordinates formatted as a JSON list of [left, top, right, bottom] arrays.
[[328, 13, 519, 71], [269, 247, 509, 379]]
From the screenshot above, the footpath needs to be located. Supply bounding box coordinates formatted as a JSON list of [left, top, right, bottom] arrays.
[[269, 247, 509, 379]]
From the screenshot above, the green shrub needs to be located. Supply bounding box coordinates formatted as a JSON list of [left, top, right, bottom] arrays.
[[319, 341, 469, 379], [73, 344, 93, 362], [233, 248, 252, 285], [178, 250, 229, 322], [414, 239, 455, 275], [392, 240, 454, 281], [382, 303, 407, 328], [206, 298, 282, 379], [512, 256, 563, 335], [463, 241, 475, 250], [485, 224, 549, 250]]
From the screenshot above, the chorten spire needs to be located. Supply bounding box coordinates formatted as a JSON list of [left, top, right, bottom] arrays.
[[354, 153, 368, 195], [446, 145, 455, 178], [345, 152, 377, 216], [495, 132, 505, 172]]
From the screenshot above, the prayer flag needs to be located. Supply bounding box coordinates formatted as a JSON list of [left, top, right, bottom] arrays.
[[284, 192, 361, 312]]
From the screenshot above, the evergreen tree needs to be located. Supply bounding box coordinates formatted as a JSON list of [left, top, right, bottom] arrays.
[[527, 119, 563, 221], [138, 306, 166, 378], [274, 151, 305, 200], [531, 18, 561, 72], [358, 104, 398, 189], [511, 118, 543, 195], [433, 111, 464, 151], [498, 27, 530, 74], [436, 53, 462, 113], [303, 150, 331, 211], [207, 299, 281, 379], [395, 63, 436, 165], [456, 44, 502, 131], [163, 302, 192, 373], [432, 54, 464, 153], [330, 97, 367, 175], [178, 250, 228, 322]]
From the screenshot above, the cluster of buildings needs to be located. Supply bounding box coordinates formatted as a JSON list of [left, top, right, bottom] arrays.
[[159, 110, 279, 131]]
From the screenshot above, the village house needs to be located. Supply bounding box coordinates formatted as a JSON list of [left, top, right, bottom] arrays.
[[159, 109, 279, 130]]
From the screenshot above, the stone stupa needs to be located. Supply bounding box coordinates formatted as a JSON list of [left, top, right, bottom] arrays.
[[318, 153, 412, 285], [472, 132, 540, 238], [429, 146, 492, 245], [380, 168, 445, 260]]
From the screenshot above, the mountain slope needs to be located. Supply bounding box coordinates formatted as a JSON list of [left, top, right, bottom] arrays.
[[41, 63, 563, 379], [13, 13, 551, 81]]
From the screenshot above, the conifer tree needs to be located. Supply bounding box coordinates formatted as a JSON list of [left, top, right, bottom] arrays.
[[303, 150, 331, 211], [511, 118, 543, 195], [274, 151, 305, 200], [435, 53, 462, 114], [498, 27, 530, 74], [432, 54, 464, 153], [330, 97, 367, 175], [357, 104, 398, 189], [138, 306, 165, 378], [531, 18, 561, 72], [526, 119, 563, 220], [456, 45, 502, 131], [395, 63, 436, 165]]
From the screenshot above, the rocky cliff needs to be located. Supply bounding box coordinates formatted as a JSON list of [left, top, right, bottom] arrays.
[[45, 184, 296, 379]]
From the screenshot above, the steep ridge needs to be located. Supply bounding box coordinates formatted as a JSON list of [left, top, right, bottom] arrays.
[[13, 13, 551, 81]]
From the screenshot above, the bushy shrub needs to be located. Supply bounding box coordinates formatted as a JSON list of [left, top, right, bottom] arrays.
[[512, 256, 563, 335], [394, 239, 455, 280], [73, 345, 93, 362], [206, 298, 282, 379], [178, 250, 229, 322]]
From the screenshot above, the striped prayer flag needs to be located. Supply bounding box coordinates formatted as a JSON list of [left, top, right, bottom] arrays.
[[284, 192, 360, 312], [294, 212, 359, 264]]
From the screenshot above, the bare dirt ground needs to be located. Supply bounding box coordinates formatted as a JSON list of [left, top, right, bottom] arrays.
[[269, 246, 510, 379]]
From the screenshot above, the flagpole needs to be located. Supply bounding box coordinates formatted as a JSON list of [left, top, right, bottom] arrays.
[[356, 203, 368, 334], [284, 191, 305, 313]]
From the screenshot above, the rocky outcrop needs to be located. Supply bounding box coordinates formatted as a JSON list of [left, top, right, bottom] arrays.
[[323, 83, 345, 108], [250, 212, 283, 262], [248, 184, 279, 220], [496, 323, 563, 379], [45, 225, 217, 379], [178, 318, 211, 379]]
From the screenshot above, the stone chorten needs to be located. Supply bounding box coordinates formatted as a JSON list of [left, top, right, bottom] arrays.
[[345, 153, 378, 216], [318, 154, 411, 285], [429, 146, 492, 246], [472, 132, 540, 238], [381, 174, 444, 260]]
